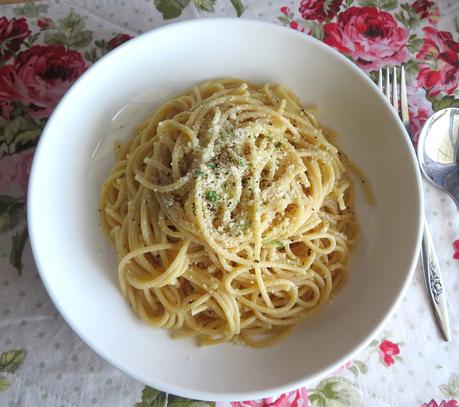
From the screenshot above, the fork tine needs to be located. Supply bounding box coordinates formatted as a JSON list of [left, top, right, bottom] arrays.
[[392, 66, 399, 111], [400, 66, 410, 128], [378, 68, 383, 92], [385, 67, 391, 101]]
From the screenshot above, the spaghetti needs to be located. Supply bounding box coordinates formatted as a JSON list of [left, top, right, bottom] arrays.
[[99, 79, 359, 347]]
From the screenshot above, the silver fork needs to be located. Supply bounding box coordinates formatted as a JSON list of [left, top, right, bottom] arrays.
[[378, 66, 451, 342]]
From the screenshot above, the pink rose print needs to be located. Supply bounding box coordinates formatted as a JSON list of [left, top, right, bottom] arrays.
[[0, 17, 30, 63], [0, 45, 86, 119], [407, 85, 433, 143], [229, 388, 308, 407], [417, 27, 459, 68], [416, 65, 458, 97], [280, 6, 290, 15], [323, 7, 409, 71], [453, 240, 459, 260], [107, 33, 133, 51], [416, 27, 459, 96], [420, 400, 458, 407], [299, 0, 342, 22], [411, 0, 440, 24], [379, 339, 400, 366]]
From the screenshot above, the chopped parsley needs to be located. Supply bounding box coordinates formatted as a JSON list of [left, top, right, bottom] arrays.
[[275, 142, 282, 149], [206, 190, 217, 203], [270, 240, 284, 247], [206, 163, 217, 169], [196, 170, 204, 176], [239, 219, 251, 229]]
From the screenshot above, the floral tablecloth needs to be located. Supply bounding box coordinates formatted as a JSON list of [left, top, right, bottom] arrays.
[[0, 0, 458, 406]]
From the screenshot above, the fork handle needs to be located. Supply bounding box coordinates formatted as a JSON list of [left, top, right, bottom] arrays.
[[421, 219, 451, 341]]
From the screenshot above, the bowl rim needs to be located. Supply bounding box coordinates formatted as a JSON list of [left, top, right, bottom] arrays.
[[27, 17, 424, 402]]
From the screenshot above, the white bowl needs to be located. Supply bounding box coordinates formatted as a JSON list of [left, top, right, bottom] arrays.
[[28, 19, 423, 402]]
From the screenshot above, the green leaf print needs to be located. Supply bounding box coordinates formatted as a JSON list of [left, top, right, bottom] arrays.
[[13, 3, 48, 18], [44, 31, 68, 46], [167, 395, 215, 407], [277, 16, 291, 24], [154, 0, 192, 19], [353, 360, 367, 374], [358, 0, 397, 9], [10, 226, 28, 274], [306, 21, 324, 41], [381, 0, 398, 10], [0, 196, 25, 234], [309, 393, 327, 407], [68, 31, 93, 49], [194, 0, 216, 12], [59, 12, 85, 33], [407, 34, 423, 53], [0, 375, 10, 392], [43, 12, 93, 50], [395, 3, 420, 29], [0, 349, 27, 373], [0, 105, 43, 157], [309, 377, 363, 406], [24, 32, 41, 48], [347, 365, 359, 377], [230, 0, 245, 16], [135, 386, 168, 407], [322, 0, 335, 13], [84, 48, 99, 63], [358, 0, 378, 7], [432, 96, 459, 111], [439, 373, 459, 399], [403, 59, 420, 78], [320, 381, 340, 400], [368, 339, 378, 347]]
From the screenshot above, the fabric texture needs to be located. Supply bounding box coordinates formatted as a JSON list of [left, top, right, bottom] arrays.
[[0, 0, 458, 406]]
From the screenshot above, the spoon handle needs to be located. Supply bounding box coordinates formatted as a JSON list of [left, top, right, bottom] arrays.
[[421, 219, 451, 341]]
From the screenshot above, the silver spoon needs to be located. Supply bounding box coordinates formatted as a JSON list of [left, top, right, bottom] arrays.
[[418, 108, 459, 207], [416, 107, 459, 342]]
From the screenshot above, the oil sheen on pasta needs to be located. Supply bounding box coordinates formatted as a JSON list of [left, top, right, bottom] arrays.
[[99, 79, 359, 347]]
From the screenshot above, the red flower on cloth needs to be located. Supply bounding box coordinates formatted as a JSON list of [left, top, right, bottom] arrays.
[[416, 65, 458, 96], [323, 7, 409, 71], [0, 45, 86, 119], [411, 0, 440, 24], [415, 27, 459, 96], [289, 21, 308, 33], [37, 18, 53, 29], [0, 17, 31, 63], [420, 400, 458, 407], [107, 33, 133, 50], [299, 0, 343, 22], [417, 27, 459, 69], [379, 339, 400, 366], [452, 240, 459, 260], [280, 6, 291, 14], [230, 388, 308, 407]]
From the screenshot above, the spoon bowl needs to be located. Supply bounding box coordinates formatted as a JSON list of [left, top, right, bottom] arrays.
[[417, 108, 459, 208]]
